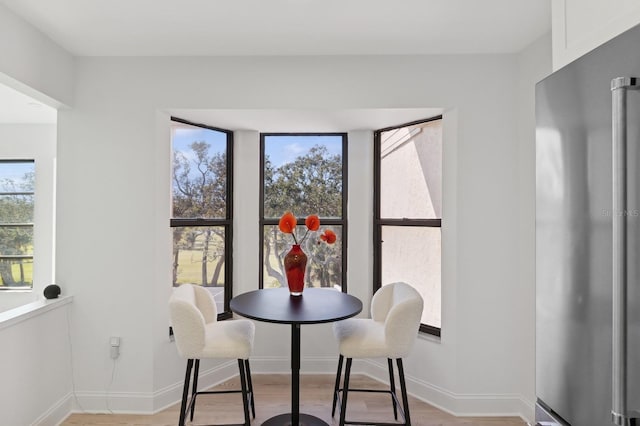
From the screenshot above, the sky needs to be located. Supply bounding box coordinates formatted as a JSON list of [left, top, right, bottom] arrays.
[[172, 125, 226, 156], [171, 121, 343, 171], [264, 134, 342, 168], [0, 161, 35, 192]]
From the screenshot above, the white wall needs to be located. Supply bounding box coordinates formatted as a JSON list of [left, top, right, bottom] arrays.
[[0, 11, 69, 422], [0, 298, 73, 426], [52, 51, 548, 421], [0, 124, 57, 311], [552, 0, 640, 70], [0, 3, 74, 108]]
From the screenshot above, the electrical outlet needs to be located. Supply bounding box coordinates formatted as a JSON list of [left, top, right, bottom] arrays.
[[110, 336, 120, 359]]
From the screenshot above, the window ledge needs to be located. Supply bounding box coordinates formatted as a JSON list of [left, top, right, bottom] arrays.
[[418, 330, 442, 344], [0, 295, 73, 331]]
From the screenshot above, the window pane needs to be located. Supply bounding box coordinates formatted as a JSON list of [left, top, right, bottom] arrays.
[[0, 258, 33, 287], [0, 194, 34, 223], [263, 224, 343, 290], [263, 135, 343, 219], [0, 226, 33, 255], [0, 161, 35, 193], [173, 226, 226, 288], [171, 122, 228, 219], [0, 161, 35, 289], [0, 161, 35, 224], [381, 226, 440, 328], [380, 120, 442, 219]]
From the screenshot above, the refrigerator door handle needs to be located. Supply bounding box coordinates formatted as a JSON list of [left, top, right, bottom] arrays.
[[611, 77, 640, 426]]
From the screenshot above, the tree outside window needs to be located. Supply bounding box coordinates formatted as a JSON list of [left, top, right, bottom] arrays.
[[0, 160, 35, 289], [260, 134, 347, 291], [170, 118, 233, 318]]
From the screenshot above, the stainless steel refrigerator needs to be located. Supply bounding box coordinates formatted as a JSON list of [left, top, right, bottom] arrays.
[[536, 24, 640, 426]]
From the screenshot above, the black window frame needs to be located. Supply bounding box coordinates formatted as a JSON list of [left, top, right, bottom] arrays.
[[259, 132, 349, 292], [0, 159, 35, 291], [373, 116, 443, 337], [170, 116, 234, 320]]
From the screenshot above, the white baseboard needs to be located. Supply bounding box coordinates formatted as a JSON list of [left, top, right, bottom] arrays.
[[71, 360, 239, 414], [30, 392, 72, 426], [152, 360, 239, 413], [357, 358, 534, 423], [71, 389, 155, 413], [66, 356, 534, 423]]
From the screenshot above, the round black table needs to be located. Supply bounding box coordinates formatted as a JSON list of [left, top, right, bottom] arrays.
[[230, 288, 362, 426]]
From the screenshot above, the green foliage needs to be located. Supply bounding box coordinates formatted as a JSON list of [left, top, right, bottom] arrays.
[[173, 141, 227, 219], [264, 145, 342, 218], [0, 169, 34, 287], [263, 144, 343, 288], [170, 139, 343, 289], [172, 141, 227, 287], [0, 260, 33, 287], [174, 248, 224, 287]]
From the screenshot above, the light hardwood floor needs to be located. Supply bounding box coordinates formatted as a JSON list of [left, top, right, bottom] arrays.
[[62, 374, 527, 426]]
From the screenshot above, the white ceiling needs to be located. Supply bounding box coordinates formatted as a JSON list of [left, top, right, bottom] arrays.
[[0, 0, 551, 57], [0, 0, 551, 125]]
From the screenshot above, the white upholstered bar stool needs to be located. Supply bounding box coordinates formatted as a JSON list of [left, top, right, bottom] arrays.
[[331, 282, 423, 426], [169, 284, 256, 426]]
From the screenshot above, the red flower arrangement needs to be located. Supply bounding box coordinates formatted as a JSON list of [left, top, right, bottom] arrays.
[[278, 211, 336, 245], [278, 211, 336, 295], [319, 229, 337, 244]]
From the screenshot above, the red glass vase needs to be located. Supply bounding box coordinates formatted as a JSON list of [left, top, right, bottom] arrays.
[[284, 244, 307, 296]]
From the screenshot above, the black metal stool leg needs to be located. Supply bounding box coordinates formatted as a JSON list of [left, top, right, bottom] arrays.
[[332, 354, 344, 416], [190, 359, 200, 422], [178, 359, 193, 426], [339, 357, 352, 426], [388, 358, 398, 420], [244, 359, 255, 418], [396, 358, 411, 426], [238, 359, 251, 426]]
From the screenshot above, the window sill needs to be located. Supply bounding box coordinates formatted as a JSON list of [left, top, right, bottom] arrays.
[[0, 295, 73, 331], [418, 330, 442, 344]]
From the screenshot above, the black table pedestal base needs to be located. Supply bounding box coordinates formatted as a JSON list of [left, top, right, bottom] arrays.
[[262, 413, 329, 426]]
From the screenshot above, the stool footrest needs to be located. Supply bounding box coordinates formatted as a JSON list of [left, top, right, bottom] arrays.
[[186, 390, 254, 425], [334, 388, 407, 426], [197, 389, 246, 395]]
